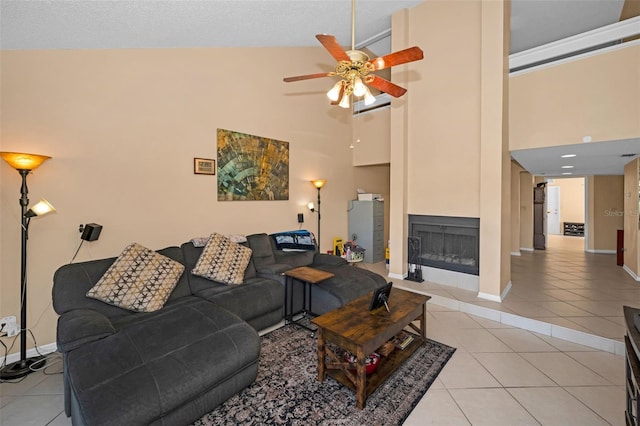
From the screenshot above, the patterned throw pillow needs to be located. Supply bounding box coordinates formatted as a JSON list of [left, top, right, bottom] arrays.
[[191, 233, 252, 285], [86, 243, 185, 312]]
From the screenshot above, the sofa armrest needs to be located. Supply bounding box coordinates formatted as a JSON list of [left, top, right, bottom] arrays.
[[313, 253, 348, 266], [57, 309, 116, 353]]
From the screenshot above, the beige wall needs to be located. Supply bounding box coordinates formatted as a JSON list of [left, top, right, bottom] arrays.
[[389, 1, 484, 279], [519, 171, 534, 250], [404, 0, 482, 218], [352, 107, 390, 166], [624, 159, 639, 276], [0, 47, 364, 350], [478, 0, 511, 299], [586, 176, 596, 249], [586, 175, 624, 251], [510, 44, 640, 150], [511, 162, 523, 254], [389, 0, 510, 299]]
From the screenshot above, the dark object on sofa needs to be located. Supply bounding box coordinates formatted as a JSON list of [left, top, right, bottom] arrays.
[[53, 244, 283, 426], [246, 233, 387, 316]]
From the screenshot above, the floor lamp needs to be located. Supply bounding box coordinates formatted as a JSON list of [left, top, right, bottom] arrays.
[[308, 179, 326, 251], [0, 151, 55, 380]]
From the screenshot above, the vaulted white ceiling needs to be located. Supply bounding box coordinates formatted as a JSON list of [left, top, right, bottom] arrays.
[[2, 0, 636, 176], [0, 0, 626, 54]]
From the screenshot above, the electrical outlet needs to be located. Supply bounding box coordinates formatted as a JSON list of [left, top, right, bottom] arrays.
[[0, 316, 18, 337], [5, 322, 19, 337], [1, 315, 16, 325]]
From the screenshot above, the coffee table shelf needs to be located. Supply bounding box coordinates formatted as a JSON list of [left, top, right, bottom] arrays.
[[328, 333, 424, 398]]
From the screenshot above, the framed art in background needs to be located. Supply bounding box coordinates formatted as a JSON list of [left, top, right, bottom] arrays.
[[194, 158, 215, 175], [216, 128, 289, 201]]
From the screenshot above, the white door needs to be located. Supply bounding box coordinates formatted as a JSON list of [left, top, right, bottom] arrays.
[[547, 186, 561, 235]]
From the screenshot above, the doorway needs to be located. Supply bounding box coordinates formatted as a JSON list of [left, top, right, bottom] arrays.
[[546, 177, 586, 248], [546, 185, 561, 235]]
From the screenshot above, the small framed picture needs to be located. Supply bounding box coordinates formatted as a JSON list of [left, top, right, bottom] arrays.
[[194, 158, 215, 175]]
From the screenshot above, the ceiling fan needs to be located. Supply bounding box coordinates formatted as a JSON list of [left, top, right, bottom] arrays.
[[283, 0, 424, 109]]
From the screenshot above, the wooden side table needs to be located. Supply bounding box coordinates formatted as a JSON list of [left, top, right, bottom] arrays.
[[284, 266, 334, 332]]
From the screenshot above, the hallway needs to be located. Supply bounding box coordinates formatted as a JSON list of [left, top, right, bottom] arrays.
[[505, 235, 635, 342]]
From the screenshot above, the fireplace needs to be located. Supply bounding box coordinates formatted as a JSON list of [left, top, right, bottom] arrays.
[[408, 215, 479, 276]]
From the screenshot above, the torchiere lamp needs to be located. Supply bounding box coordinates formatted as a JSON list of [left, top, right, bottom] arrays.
[[308, 179, 326, 251], [0, 151, 55, 379]]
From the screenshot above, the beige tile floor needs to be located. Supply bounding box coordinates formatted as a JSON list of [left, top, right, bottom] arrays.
[[0, 235, 630, 425], [386, 234, 639, 345], [0, 308, 625, 426], [404, 302, 624, 425]]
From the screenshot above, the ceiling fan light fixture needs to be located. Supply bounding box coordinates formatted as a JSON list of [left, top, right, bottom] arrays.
[[338, 93, 351, 109], [327, 81, 343, 101], [281, 0, 424, 107], [352, 77, 366, 97], [363, 86, 376, 105]]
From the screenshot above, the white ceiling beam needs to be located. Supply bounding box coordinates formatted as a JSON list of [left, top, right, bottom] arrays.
[[509, 16, 640, 71]]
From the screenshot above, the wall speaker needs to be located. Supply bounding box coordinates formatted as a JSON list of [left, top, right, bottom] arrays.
[[81, 223, 103, 241]]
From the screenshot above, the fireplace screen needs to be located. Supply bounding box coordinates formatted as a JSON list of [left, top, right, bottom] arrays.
[[409, 215, 479, 275]]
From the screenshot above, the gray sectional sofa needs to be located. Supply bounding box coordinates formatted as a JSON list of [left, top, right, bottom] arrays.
[[246, 233, 387, 316], [52, 234, 387, 425]]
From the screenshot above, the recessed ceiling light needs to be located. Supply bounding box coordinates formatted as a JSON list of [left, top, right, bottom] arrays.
[[562, 172, 573, 175], [561, 154, 576, 158], [561, 165, 574, 169]]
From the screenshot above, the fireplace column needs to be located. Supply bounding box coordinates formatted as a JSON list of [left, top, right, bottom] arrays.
[[478, 0, 511, 301]]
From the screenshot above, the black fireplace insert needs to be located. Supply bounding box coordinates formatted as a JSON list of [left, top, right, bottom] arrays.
[[408, 215, 479, 275]]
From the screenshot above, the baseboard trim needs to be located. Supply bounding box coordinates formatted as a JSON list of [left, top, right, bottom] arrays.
[[520, 247, 534, 252], [3, 341, 58, 366], [477, 281, 512, 303], [623, 265, 640, 281], [387, 272, 407, 280], [585, 249, 616, 254], [477, 292, 501, 302], [501, 281, 513, 300], [511, 251, 521, 257]]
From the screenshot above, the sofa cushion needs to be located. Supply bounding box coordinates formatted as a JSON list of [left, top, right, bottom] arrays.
[[86, 243, 185, 313], [194, 276, 284, 325], [191, 233, 252, 285]]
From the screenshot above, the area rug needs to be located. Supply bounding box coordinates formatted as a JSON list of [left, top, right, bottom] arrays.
[[193, 323, 456, 426]]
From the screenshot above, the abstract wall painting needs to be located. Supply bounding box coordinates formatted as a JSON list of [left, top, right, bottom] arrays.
[[217, 129, 289, 201]]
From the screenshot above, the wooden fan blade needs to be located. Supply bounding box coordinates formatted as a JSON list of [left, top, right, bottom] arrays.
[[369, 46, 424, 71], [316, 34, 350, 62], [283, 72, 333, 82], [367, 75, 407, 98]]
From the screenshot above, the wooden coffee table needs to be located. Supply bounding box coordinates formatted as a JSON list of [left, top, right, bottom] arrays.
[[311, 288, 430, 409]]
